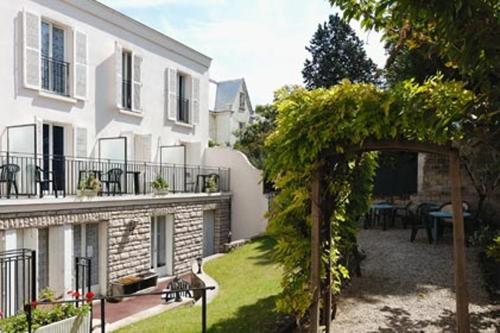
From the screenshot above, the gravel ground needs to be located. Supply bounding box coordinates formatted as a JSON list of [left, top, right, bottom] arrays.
[[331, 228, 500, 332]]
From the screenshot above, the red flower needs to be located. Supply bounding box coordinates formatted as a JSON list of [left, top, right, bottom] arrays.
[[85, 291, 95, 303], [0, 309, 3, 318], [71, 290, 81, 299], [31, 300, 38, 309]]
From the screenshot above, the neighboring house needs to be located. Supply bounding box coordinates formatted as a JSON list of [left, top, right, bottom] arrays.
[[209, 78, 254, 146], [0, 0, 239, 312]]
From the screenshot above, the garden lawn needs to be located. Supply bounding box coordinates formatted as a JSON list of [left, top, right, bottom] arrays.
[[116, 237, 285, 333]]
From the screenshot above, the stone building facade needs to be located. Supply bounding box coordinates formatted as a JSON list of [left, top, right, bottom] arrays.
[[0, 194, 231, 297]]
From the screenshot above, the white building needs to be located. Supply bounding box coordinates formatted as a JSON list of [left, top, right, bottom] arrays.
[[209, 78, 254, 146]]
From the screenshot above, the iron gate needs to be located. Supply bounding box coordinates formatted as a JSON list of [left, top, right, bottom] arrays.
[[0, 248, 36, 317]]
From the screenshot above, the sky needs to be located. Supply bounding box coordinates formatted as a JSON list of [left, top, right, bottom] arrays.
[[99, 0, 387, 106]]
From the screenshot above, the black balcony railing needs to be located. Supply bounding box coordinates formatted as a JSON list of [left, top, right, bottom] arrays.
[[0, 152, 230, 199], [122, 80, 132, 109], [41, 56, 70, 96], [178, 96, 190, 123]]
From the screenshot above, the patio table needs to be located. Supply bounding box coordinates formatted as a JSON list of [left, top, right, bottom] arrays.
[[366, 203, 394, 230], [428, 211, 472, 244]]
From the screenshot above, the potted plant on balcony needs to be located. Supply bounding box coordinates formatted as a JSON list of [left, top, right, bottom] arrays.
[[77, 175, 101, 197], [205, 176, 218, 194], [152, 175, 169, 196], [0, 289, 94, 333]]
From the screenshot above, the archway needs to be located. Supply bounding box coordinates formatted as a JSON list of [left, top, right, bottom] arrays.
[[309, 140, 469, 332], [264, 79, 476, 333]]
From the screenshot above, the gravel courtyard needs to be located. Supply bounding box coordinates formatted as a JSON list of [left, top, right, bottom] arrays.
[[331, 228, 500, 332]]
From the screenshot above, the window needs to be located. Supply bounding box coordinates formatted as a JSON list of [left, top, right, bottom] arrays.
[[239, 92, 245, 111], [239, 122, 245, 130], [122, 51, 132, 110], [41, 21, 69, 96], [177, 74, 189, 123]]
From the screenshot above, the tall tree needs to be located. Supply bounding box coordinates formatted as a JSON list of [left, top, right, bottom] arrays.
[[302, 14, 380, 89]]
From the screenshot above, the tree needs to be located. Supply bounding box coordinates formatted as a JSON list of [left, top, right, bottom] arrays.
[[329, 0, 500, 151], [302, 14, 380, 89], [234, 104, 277, 170]]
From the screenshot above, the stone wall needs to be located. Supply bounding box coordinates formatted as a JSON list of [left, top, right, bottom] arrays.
[[0, 195, 231, 294], [412, 154, 500, 215]]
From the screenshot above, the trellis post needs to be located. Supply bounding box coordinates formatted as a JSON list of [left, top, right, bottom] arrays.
[[449, 150, 470, 332], [310, 170, 322, 333]]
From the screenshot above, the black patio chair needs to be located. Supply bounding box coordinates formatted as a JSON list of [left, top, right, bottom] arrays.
[[102, 168, 123, 195], [392, 201, 412, 228], [410, 202, 438, 243], [35, 166, 65, 198], [0, 164, 20, 199]]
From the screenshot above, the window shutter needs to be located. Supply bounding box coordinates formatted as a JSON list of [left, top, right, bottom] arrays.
[[132, 54, 143, 112], [167, 68, 177, 121], [23, 10, 41, 90], [73, 30, 88, 100], [134, 134, 152, 162], [191, 77, 200, 125], [115, 42, 122, 108], [74, 127, 87, 158], [35, 117, 43, 157]]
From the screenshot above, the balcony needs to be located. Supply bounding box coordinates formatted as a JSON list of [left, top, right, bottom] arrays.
[[0, 152, 230, 201], [41, 56, 70, 97]]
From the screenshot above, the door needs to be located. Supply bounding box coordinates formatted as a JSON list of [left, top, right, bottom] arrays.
[[203, 211, 215, 257], [73, 224, 100, 292], [43, 124, 65, 193], [151, 215, 173, 277], [37, 228, 49, 292]]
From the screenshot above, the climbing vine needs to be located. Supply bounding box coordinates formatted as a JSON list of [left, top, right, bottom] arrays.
[[264, 76, 475, 325]]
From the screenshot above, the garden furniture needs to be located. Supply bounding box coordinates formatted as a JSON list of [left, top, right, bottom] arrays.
[[392, 201, 412, 228], [0, 164, 20, 198], [366, 202, 394, 230], [35, 165, 65, 198], [102, 168, 123, 195], [429, 201, 472, 244], [410, 202, 439, 243]]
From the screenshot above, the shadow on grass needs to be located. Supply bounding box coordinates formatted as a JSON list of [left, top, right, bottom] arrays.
[[366, 306, 500, 332], [208, 295, 288, 333], [247, 236, 278, 266]]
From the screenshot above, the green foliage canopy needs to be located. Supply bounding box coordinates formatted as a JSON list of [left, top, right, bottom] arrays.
[[264, 77, 475, 321]]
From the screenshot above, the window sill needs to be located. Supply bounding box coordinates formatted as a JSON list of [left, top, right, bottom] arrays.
[[173, 121, 194, 129], [118, 108, 144, 118], [39, 91, 78, 104]]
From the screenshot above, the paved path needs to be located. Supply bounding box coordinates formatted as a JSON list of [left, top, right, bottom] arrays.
[[331, 229, 499, 332]]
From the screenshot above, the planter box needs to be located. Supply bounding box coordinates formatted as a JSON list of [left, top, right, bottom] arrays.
[[109, 272, 158, 302], [35, 313, 91, 333], [153, 189, 169, 196], [77, 189, 99, 197]]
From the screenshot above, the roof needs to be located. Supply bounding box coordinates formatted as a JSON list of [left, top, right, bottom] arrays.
[[61, 0, 212, 68], [213, 79, 243, 111]]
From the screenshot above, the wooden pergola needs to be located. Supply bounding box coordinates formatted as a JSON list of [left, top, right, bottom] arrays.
[[309, 140, 470, 333]]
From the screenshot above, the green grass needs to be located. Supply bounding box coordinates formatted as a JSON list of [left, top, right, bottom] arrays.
[[116, 237, 284, 333]]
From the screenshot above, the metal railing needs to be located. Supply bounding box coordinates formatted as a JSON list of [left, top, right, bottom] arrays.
[[178, 96, 190, 123], [23, 285, 216, 333], [41, 56, 70, 96], [0, 152, 230, 198]]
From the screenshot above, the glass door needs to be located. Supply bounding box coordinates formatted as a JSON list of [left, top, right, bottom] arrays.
[[150, 215, 173, 277], [73, 224, 100, 292], [42, 124, 65, 194]]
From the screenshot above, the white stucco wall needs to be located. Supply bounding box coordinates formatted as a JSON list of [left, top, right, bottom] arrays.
[[0, 0, 211, 164], [203, 147, 268, 240]]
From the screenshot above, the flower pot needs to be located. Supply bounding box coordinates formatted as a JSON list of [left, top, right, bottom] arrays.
[[77, 189, 99, 197], [153, 188, 169, 196], [34, 312, 91, 333]]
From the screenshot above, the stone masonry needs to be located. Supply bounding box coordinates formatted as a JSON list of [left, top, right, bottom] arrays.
[[0, 195, 231, 294]]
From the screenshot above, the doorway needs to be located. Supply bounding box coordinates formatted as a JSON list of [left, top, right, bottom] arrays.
[[150, 215, 174, 277], [73, 224, 100, 292], [42, 124, 65, 192], [203, 211, 215, 257]]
